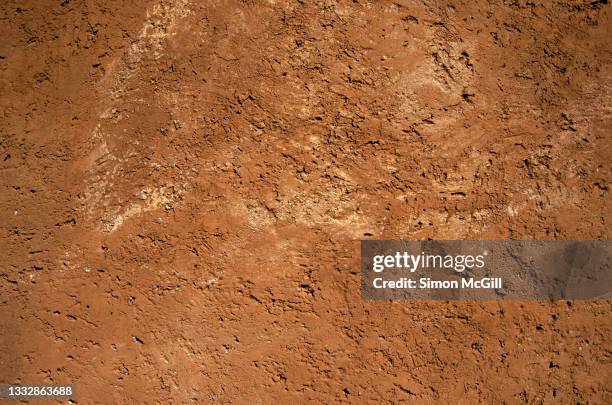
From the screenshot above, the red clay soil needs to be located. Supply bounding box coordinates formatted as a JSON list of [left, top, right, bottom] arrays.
[[1, 0, 611, 403]]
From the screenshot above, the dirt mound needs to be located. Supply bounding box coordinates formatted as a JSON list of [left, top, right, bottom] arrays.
[[1, 0, 610, 403]]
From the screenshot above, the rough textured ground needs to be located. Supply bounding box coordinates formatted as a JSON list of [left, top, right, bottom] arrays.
[[1, 0, 611, 403]]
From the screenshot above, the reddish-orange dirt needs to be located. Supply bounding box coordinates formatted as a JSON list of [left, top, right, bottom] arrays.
[[1, 0, 611, 403]]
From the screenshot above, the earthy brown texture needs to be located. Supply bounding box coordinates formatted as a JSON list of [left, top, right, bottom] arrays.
[[1, 0, 611, 403]]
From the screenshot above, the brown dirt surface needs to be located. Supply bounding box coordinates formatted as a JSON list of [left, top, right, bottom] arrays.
[[1, 0, 611, 403]]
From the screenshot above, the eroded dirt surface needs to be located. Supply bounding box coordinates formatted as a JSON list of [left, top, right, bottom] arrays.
[[1, 0, 611, 403]]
